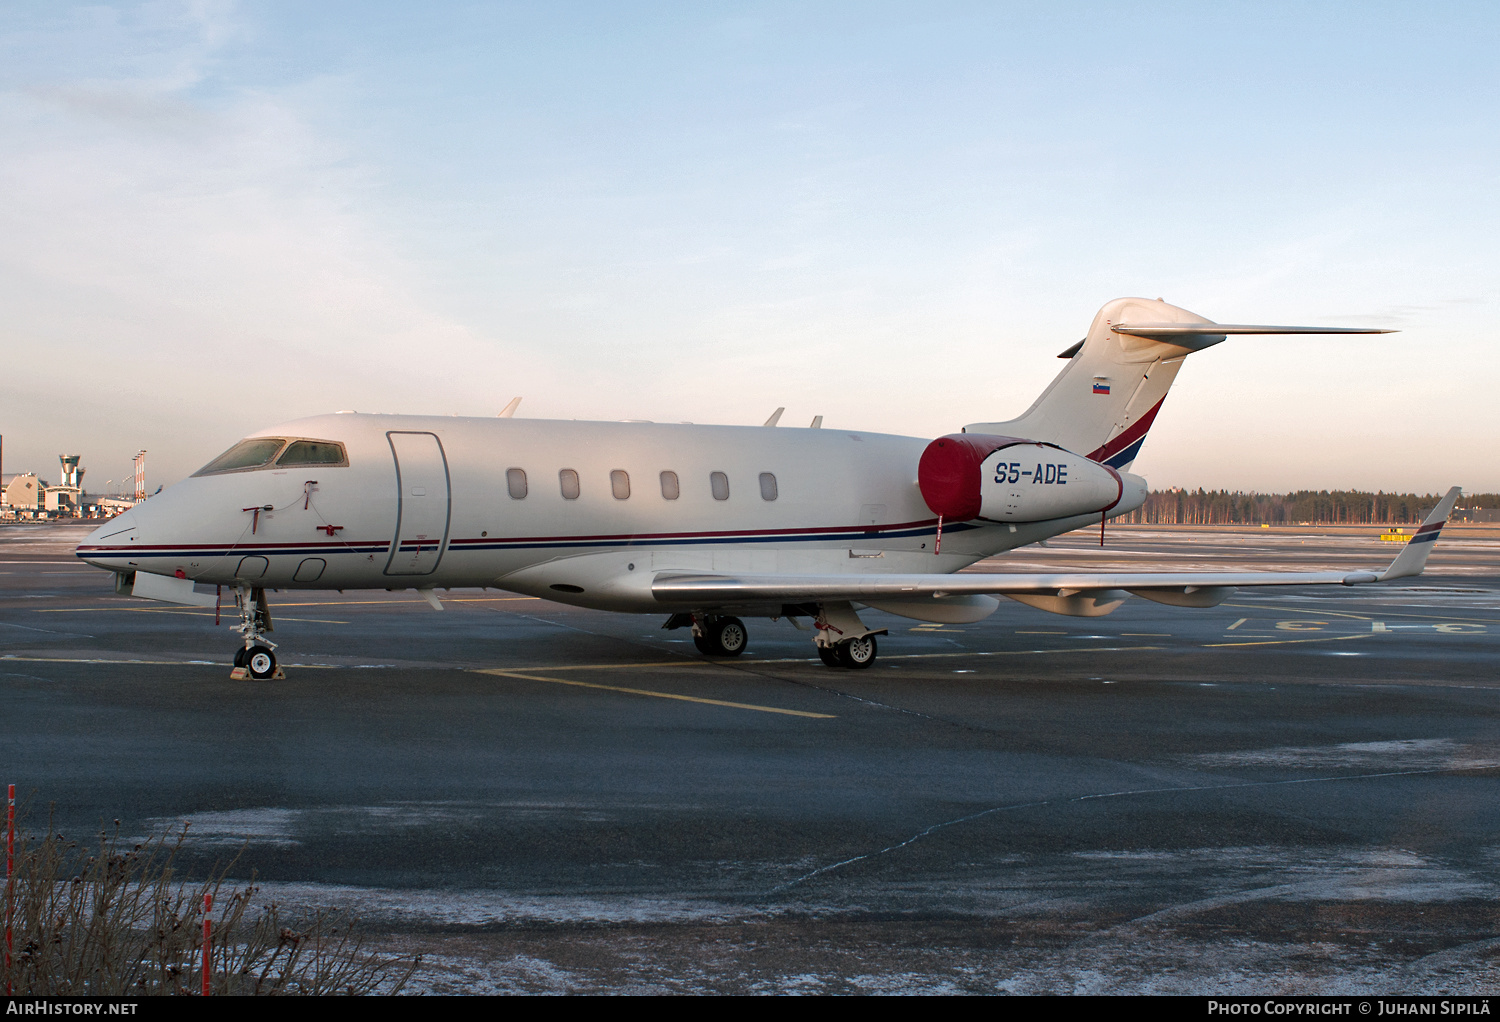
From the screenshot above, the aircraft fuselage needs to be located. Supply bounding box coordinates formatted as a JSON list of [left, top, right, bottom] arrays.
[[77, 412, 1123, 614]]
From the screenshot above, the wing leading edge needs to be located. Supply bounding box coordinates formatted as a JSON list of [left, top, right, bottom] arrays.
[[651, 487, 1461, 614]]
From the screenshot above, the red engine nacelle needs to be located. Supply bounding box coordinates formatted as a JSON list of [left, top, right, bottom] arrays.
[[918, 433, 1126, 523]]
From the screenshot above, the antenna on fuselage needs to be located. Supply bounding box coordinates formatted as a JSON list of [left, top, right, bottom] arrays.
[[498, 397, 522, 418], [763, 407, 785, 427], [809, 415, 823, 429]]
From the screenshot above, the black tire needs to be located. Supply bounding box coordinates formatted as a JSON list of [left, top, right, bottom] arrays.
[[246, 645, 277, 681], [712, 617, 748, 657], [836, 635, 877, 670], [817, 646, 840, 668], [695, 617, 748, 657], [233, 647, 249, 667]]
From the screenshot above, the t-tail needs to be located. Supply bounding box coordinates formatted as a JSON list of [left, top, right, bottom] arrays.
[[964, 297, 1395, 471]]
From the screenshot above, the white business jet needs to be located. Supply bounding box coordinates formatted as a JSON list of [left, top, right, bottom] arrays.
[[77, 298, 1459, 680]]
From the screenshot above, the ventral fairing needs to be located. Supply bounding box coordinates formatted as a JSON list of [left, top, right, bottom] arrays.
[[78, 298, 1457, 679]]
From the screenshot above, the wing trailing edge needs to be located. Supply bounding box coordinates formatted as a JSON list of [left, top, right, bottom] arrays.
[[651, 486, 1461, 616]]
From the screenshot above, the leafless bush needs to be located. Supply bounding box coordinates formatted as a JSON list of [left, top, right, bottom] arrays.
[[1, 813, 418, 995]]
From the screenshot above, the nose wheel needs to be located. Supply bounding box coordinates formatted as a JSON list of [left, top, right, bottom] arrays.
[[229, 585, 284, 680], [245, 645, 278, 680]]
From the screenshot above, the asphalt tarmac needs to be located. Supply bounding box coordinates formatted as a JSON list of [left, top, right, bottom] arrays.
[[2, 521, 1498, 994]]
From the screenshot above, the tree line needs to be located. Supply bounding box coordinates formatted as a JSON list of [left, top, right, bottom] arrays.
[[1119, 489, 1500, 526]]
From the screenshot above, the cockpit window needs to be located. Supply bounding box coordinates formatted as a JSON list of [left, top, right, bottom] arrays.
[[193, 437, 349, 476], [193, 439, 287, 476], [276, 440, 348, 467]]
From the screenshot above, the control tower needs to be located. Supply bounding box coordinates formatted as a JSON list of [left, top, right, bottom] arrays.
[[44, 455, 86, 514], [59, 455, 83, 489]]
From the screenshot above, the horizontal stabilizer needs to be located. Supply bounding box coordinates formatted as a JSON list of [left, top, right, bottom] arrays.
[[1111, 322, 1396, 351], [1113, 323, 1397, 337]]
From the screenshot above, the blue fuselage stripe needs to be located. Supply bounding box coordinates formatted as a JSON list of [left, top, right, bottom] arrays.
[[77, 522, 975, 559]]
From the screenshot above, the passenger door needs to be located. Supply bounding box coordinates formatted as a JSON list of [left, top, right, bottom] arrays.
[[385, 431, 451, 576]]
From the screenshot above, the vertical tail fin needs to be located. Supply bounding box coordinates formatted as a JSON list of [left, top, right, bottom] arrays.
[[964, 298, 1395, 470]]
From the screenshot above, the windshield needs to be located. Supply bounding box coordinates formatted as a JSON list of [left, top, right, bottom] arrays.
[[193, 439, 287, 476], [275, 440, 347, 467]]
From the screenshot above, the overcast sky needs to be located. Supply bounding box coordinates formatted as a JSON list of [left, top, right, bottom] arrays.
[[2, 2, 1494, 494]]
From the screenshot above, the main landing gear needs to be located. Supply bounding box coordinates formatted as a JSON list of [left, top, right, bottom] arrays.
[[818, 633, 878, 669], [662, 613, 749, 657], [695, 615, 748, 657], [230, 585, 282, 681], [664, 603, 886, 669], [813, 601, 886, 670]]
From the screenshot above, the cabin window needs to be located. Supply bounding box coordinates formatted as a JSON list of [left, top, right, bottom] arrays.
[[507, 468, 528, 499], [710, 471, 730, 501], [611, 470, 631, 500], [559, 469, 580, 500], [659, 471, 679, 500], [275, 440, 348, 468], [193, 438, 287, 476], [759, 472, 778, 501]]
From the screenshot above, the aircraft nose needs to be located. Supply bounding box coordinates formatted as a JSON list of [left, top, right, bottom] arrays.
[[77, 507, 141, 570]]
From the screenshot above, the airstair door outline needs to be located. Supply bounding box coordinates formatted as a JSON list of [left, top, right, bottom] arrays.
[[385, 431, 451, 576]]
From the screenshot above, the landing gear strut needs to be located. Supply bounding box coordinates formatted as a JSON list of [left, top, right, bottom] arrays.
[[230, 585, 281, 681], [813, 601, 886, 670]]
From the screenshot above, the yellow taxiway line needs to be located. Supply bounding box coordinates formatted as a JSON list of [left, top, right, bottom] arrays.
[[0, 655, 339, 669], [473, 667, 836, 719], [35, 608, 348, 624], [1204, 632, 1379, 649]]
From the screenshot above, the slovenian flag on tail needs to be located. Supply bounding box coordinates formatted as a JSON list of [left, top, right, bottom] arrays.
[[1093, 382, 1110, 395]]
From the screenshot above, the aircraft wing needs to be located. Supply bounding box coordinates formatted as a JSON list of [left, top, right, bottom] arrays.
[[655, 568, 1357, 603], [652, 487, 1461, 609]]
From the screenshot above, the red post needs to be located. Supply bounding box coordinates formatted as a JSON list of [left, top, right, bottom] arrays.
[[6, 783, 13, 996], [201, 892, 212, 996]]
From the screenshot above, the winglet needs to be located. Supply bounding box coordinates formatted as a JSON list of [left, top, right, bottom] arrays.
[[1378, 486, 1462, 581]]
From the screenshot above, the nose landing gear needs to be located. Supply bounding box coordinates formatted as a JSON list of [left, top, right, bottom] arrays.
[[229, 585, 283, 681]]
